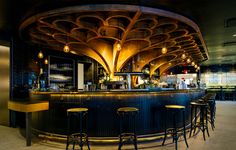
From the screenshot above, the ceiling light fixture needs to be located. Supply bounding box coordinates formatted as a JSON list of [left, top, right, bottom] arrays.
[[187, 58, 191, 63], [233, 34, 236, 37], [181, 53, 186, 59], [38, 51, 44, 59], [63, 44, 70, 53], [197, 66, 200, 70], [116, 42, 122, 51], [191, 61, 195, 66], [161, 47, 167, 54], [44, 59, 48, 65], [64, 33, 70, 53]]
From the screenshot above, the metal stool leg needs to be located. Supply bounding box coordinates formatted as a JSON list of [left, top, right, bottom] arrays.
[[189, 105, 193, 138], [86, 135, 90, 150], [193, 106, 197, 135], [162, 110, 167, 146], [201, 107, 206, 141], [134, 134, 138, 150], [205, 108, 210, 137], [183, 110, 188, 147], [173, 113, 178, 150]]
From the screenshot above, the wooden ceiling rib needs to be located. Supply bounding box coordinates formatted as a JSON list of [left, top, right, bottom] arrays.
[[19, 4, 208, 77]]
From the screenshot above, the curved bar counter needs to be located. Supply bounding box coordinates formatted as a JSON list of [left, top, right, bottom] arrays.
[[31, 90, 204, 140]]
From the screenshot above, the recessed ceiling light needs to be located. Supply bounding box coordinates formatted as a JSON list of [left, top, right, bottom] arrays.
[[233, 34, 236, 37]]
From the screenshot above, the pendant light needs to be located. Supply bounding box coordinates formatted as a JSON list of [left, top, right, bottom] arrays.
[[63, 33, 70, 53], [116, 41, 122, 51], [44, 58, 48, 65], [197, 66, 200, 70], [187, 58, 191, 63], [63, 44, 70, 53], [116, 18, 122, 51], [38, 51, 44, 59], [161, 47, 167, 54], [191, 61, 195, 66], [181, 53, 186, 59]]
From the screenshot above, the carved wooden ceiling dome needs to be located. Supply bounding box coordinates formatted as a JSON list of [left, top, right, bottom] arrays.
[[20, 4, 208, 76]]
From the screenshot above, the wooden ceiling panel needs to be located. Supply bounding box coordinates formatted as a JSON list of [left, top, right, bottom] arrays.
[[20, 4, 208, 77]]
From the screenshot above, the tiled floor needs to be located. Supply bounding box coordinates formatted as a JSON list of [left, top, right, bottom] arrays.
[[1, 101, 236, 150]]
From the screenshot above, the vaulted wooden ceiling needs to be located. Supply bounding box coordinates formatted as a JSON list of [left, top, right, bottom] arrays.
[[1, 0, 236, 67], [19, 5, 208, 77]]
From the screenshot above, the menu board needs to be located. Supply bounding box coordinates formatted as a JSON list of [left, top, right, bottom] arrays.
[[49, 56, 75, 91]]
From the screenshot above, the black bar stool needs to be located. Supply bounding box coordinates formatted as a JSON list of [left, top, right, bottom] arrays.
[[197, 95, 216, 131], [117, 107, 139, 150], [66, 108, 90, 150], [189, 102, 210, 140], [207, 99, 216, 130], [162, 105, 188, 150]]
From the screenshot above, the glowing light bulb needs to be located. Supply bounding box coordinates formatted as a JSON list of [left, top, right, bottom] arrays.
[[63, 44, 70, 53], [181, 53, 186, 59], [191, 61, 195, 66], [44, 59, 48, 65], [187, 58, 191, 63], [162, 47, 167, 54], [116, 42, 122, 51], [38, 51, 44, 59]]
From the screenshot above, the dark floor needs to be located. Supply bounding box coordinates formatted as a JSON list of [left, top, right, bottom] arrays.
[[1, 101, 236, 150]]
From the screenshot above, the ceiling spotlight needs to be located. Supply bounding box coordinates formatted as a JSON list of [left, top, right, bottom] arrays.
[[161, 47, 167, 54], [63, 44, 70, 53], [197, 66, 200, 70], [181, 53, 186, 59], [194, 64, 198, 68], [233, 34, 236, 37], [38, 51, 44, 59]]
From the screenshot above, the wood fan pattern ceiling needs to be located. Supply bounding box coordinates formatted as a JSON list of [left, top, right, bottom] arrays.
[[20, 5, 208, 77]]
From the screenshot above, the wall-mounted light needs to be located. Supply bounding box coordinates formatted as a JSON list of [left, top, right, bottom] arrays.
[[162, 47, 167, 54], [38, 51, 44, 59]]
